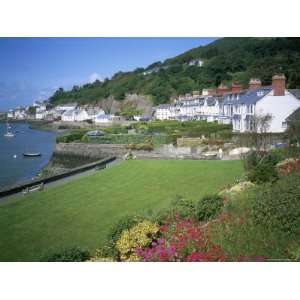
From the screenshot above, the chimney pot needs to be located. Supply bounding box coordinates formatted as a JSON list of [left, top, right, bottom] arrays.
[[272, 74, 286, 96], [231, 83, 243, 94], [249, 78, 262, 91], [217, 84, 230, 95]]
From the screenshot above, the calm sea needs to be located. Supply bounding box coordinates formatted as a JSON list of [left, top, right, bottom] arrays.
[[0, 122, 57, 190]]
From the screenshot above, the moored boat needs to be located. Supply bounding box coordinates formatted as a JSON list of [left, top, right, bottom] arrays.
[[3, 121, 14, 137], [23, 152, 42, 157]]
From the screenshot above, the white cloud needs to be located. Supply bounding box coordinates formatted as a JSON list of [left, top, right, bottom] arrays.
[[88, 72, 102, 83]]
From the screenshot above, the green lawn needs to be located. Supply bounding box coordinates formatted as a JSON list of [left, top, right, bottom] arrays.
[[0, 159, 243, 261]]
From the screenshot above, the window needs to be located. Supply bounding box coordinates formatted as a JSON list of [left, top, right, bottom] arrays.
[[282, 122, 287, 129]]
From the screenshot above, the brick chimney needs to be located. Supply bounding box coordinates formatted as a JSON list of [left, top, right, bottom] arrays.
[[231, 83, 243, 94], [202, 88, 216, 96], [272, 74, 286, 96], [249, 78, 262, 91], [217, 83, 230, 95]]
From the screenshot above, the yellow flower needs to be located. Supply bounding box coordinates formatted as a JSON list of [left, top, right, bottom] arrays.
[[116, 220, 159, 262]]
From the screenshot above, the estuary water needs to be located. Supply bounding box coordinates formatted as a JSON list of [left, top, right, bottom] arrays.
[[0, 122, 57, 190]]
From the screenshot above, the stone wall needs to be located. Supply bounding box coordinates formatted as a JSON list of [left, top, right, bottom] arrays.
[[55, 143, 129, 158], [55, 143, 221, 160]]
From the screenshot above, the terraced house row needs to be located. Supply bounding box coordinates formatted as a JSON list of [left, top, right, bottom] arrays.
[[154, 74, 300, 133]]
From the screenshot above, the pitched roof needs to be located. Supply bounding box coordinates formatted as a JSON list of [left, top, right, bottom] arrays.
[[157, 104, 173, 109], [206, 97, 217, 106], [223, 87, 272, 105], [286, 107, 300, 122], [289, 89, 300, 100]]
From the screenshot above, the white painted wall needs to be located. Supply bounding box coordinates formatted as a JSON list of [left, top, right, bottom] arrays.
[[255, 90, 300, 132]]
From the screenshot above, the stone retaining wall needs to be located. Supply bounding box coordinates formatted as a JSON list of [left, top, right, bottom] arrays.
[[55, 143, 128, 158], [55, 143, 221, 160]]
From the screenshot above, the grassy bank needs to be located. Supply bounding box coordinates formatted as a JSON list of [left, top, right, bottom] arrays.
[[0, 159, 242, 261]]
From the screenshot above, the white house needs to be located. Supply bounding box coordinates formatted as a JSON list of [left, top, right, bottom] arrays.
[[33, 101, 47, 112], [95, 113, 113, 123], [188, 59, 203, 67], [14, 107, 26, 119], [7, 109, 14, 119], [55, 103, 77, 112], [154, 104, 178, 120], [155, 94, 222, 122], [35, 110, 48, 120], [61, 109, 89, 122], [86, 108, 105, 122], [221, 75, 300, 133]]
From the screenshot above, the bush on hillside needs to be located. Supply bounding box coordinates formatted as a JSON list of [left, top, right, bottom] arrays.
[[196, 194, 224, 222], [86, 133, 170, 146], [126, 143, 154, 151], [40, 246, 91, 262], [56, 130, 88, 143], [243, 150, 284, 183], [168, 196, 196, 220], [251, 171, 300, 234], [103, 126, 128, 134]]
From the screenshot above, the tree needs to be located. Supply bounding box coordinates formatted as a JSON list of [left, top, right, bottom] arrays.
[[248, 114, 273, 151], [285, 121, 300, 146], [101, 97, 115, 114], [120, 101, 142, 120], [27, 106, 36, 115]]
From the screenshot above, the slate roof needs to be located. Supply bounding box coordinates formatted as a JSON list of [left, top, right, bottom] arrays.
[[223, 87, 272, 105], [63, 109, 87, 116], [286, 107, 300, 122], [157, 104, 173, 109], [96, 114, 112, 120], [206, 97, 217, 106], [289, 89, 300, 100]]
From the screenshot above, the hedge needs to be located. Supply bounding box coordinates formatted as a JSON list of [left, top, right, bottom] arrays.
[[86, 134, 171, 146]]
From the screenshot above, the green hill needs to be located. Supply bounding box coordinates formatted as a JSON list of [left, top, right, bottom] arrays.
[[49, 37, 300, 106]]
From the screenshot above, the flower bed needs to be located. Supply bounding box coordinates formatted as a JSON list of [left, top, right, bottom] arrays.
[[276, 158, 300, 177], [135, 216, 226, 262]]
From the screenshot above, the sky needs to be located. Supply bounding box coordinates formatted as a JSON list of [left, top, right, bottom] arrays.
[[0, 37, 217, 111]]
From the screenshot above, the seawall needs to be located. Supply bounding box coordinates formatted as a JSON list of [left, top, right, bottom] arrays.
[[55, 142, 222, 160]]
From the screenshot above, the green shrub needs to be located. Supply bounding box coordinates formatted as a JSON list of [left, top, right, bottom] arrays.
[[40, 246, 91, 262], [251, 171, 300, 234], [56, 130, 88, 143], [244, 150, 284, 183], [126, 143, 153, 151], [287, 243, 300, 261], [247, 163, 278, 184], [168, 196, 196, 219], [196, 194, 224, 221], [103, 126, 128, 134], [86, 133, 170, 145]]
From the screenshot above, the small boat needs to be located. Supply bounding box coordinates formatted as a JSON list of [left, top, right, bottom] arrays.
[[23, 152, 42, 157], [4, 121, 14, 137], [4, 132, 15, 137]]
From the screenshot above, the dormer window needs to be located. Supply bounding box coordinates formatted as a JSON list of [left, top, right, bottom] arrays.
[[257, 90, 264, 97]]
